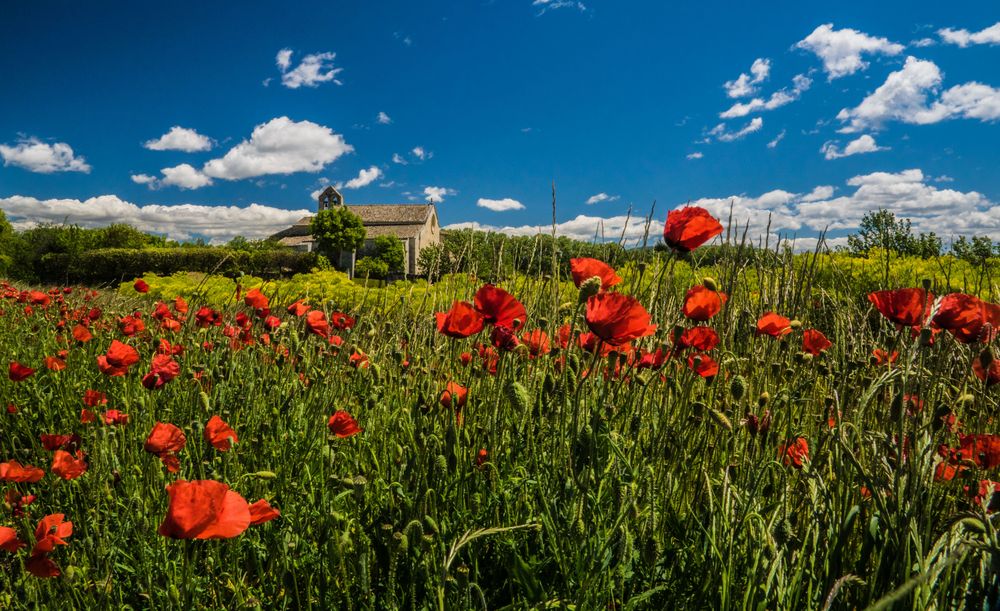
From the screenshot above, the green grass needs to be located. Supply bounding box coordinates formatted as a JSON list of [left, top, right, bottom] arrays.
[[2, 243, 1000, 609]]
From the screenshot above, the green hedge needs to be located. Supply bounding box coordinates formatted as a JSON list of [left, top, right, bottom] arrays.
[[39, 248, 318, 284]]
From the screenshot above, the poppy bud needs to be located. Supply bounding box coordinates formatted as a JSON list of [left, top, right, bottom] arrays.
[[921, 278, 932, 290], [702, 277, 719, 292], [729, 375, 747, 400], [505, 380, 531, 414], [392, 531, 408, 553], [979, 348, 994, 369], [537, 317, 549, 330], [758, 392, 770, 407], [958, 393, 975, 405], [578, 276, 603, 303], [253, 471, 277, 480], [918, 328, 933, 347], [456, 563, 470, 588], [789, 319, 802, 330], [709, 408, 732, 431]]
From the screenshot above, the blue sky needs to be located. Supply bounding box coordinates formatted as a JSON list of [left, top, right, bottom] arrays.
[[1, 1, 999, 247]]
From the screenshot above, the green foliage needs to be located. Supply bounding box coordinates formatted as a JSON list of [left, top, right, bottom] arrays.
[[226, 235, 286, 252], [847, 209, 941, 258], [354, 256, 389, 279], [951, 235, 995, 265], [368, 235, 405, 273], [310, 207, 366, 256], [40, 248, 317, 284]]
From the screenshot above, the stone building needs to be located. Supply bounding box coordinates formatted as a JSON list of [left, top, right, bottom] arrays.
[[269, 186, 441, 276]]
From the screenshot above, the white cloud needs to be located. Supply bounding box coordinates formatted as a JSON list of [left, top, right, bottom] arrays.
[[533, 0, 586, 14], [586, 192, 619, 204], [411, 146, 431, 161], [0, 137, 90, 173], [724, 58, 771, 98], [820, 134, 889, 159], [143, 126, 212, 152], [767, 129, 786, 149], [709, 117, 763, 142], [275, 49, 343, 89], [939, 22, 1000, 47], [130, 174, 157, 185], [796, 24, 904, 80], [800, 185, 835, 202], [477, 197, 525, 212], [423, 186, 455, 203], [446, 214, 657, 246], [377, 111, 392, 125], [836, 57, 1000, 132], [392, 153, 408, 165], [339, 166, 382, 189], [912, 37, 936, 48], [202, 117, 352, 180], [720, 74, 811, 118], [686, 152, 704, 159], [159, 163, 213, 190], [0, 194, 310, 243]]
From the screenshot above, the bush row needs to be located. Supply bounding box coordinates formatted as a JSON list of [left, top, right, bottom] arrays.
[[39, 248, 319, 285]]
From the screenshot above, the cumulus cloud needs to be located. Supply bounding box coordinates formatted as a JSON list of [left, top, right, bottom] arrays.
[[477, 197, 525, 212], [143, 126, 212, 152], [939, 22, 1000, 47], [796, 24, 904, 80], [709, 117, 763, 142], [0, 137, 90, 173], [275, 49, 343, 89], [820, 134, 889, 159], [724, 58, 771, 98], [445, 214, 658, 246], [0, 194, 310, 242], [411, 146, 431, 161], [202, 117, 352, 180], [130, 174, 157, 185], [377, 111, 392, 125], [836, 57, 1000, 132], [720, 74, 811, 118], [586, 192, 619, 204], [423, 186, 455, 203], [159, 164, 213, 189], [339, 166, 382, 189]]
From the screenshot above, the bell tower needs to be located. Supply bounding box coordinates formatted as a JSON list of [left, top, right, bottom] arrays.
[[317, 185, 344, 211]]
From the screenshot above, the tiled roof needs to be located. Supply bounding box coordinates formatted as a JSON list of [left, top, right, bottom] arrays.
[[271, 204, 433, 240]]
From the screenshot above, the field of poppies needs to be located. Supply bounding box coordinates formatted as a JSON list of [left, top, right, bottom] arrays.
[[2, 206, 1000, 609]]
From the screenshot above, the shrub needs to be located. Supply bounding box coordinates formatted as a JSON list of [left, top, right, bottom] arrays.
[[354, 256, 389, 279]]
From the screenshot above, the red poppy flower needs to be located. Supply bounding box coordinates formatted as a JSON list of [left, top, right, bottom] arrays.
[[679, 326, 719, 351], [305, 310, 330, 337], [490, 325, 520, 351], [0, 460, 45, 483], [287, 300, 310, 316], [801, 329, 832, 355], [520, 329, 551, 357], [584, 292, 656, 347], [80, 409, 96, 424], [966, 480, 1000, 511], [973, 353, 1000, 386], [953, 434, 1000, 469], [330, 312, 356, 330], [687, 353, 719, 378], [872, 349, 898, 365], [103, 410, 129, 426], [40, 433, 81, 452], [440, 382, 468, 410], [97, 340, 140, 377], [474, 285, 527, 329], [51, 450, 87, 480], [682, 286, 727, 321], [328, 411, 362, 438], [28, 290, 51, 306], [141, 354, 181, 390], [756, 312, 792, 337], [9, 361, 35, 382], [31, 513, 72, 556], [244, 288, 269, 310], [578, 332, 619, 356], [248, 499, 281, 525], [71, 324, 93, 343], [778, 437, 809, 469], [663, 206, 723, 253], [133, 279, 150, 293], [436, 301, 485, 338], [145, 422, 186, 472], [0, 526, 25, 553], [43, 356, 66, 371], [83, 389, 107, 407], [262, 315, 281, 330], [459, 351, 474, 366], [118, 314, 145, 336], [204, 416, 238, 451], [637, 347, 670, 370], [933, 293, 1000, 344], [173, 296, 189, 314], [195, 306, 222, 327], [868, 288, 932, 328], [158, 480, 251, 540], [570, 258, 622, 290]]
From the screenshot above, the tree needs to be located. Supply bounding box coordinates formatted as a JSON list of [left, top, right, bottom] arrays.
[[309, 207, 366, 257], [847, 210, 914, 256], [370, 235, 405, 273], [952, 235, 994, 265]]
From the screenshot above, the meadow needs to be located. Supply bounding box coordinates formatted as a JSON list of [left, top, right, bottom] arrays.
[[2, 207, 1000, 610]]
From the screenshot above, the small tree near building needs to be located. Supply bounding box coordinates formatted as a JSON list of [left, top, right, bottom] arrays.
[[310, 207, 366, 264]]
